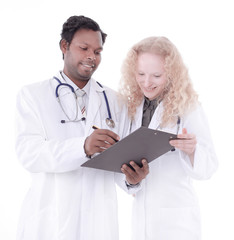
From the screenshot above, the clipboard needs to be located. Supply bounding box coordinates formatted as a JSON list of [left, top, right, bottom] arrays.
[[81, 127, 177, 173]]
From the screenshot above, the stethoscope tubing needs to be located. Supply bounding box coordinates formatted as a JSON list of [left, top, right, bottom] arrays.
[[53, 75, 114, 126], [54, 76, 76, 98], [96, 81, 112, 120]]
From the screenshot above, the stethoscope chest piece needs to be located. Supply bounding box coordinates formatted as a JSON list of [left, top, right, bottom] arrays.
[[106, 118, 115, 128]]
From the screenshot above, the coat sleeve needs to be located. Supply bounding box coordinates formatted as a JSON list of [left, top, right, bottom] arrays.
[[15, 87, 88, 173], [115, 172, 143, 194], [178, 105, 218, 180]]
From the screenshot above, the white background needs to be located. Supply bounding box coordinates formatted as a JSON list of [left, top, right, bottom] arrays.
[[0, 0, 233, 239]]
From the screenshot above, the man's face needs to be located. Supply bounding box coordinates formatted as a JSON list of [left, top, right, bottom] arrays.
[[61, 29, 103, 88]]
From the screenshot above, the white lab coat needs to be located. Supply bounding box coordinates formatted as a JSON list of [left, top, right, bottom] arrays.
[[15, 72, 132, 240], [131, 101, 218, 240]]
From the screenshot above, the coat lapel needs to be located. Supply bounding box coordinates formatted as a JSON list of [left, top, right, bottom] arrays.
[[149, 102, 180, 134], [131, 100, 144, 132], [148, 102, 163, 130], [84, 79, 103, 136]]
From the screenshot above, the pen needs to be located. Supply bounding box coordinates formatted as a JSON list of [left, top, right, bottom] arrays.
[[92, 125, 119, 142]]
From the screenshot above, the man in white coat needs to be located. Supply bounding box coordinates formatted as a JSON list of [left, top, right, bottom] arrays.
[[15, 15, 149, 240]]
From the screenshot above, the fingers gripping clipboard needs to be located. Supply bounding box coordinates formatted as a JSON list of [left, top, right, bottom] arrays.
[[81, 127, 177, 173]]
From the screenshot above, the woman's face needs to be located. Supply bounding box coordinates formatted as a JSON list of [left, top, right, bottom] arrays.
[[135, 52, 167, 100]]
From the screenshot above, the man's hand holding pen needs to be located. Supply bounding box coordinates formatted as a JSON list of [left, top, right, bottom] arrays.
[[84, 126, 120, 157]]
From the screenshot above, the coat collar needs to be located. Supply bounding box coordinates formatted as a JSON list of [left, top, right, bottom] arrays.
[[84, 79, 104, 136]]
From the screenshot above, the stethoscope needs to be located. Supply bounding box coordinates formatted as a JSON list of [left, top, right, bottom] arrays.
[[53, 75, 115, 128], [171, 116, 180, 151], [154, 114, 181, 152], [170, 116, 180, 151]]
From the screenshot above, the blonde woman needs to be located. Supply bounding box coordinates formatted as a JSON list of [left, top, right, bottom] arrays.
[[120, 37, 218, 240]]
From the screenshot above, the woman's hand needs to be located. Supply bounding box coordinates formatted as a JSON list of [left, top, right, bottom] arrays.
[[169, 128, 197, 166]]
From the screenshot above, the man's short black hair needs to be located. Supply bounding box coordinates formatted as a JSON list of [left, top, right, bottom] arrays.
[[60, 15, 107, 46]]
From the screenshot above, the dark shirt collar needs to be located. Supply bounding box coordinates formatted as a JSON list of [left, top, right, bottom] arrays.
[[143, 97, 158, 111]]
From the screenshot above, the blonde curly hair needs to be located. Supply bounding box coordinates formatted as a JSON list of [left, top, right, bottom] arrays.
[[119, 36, 199, 127]]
